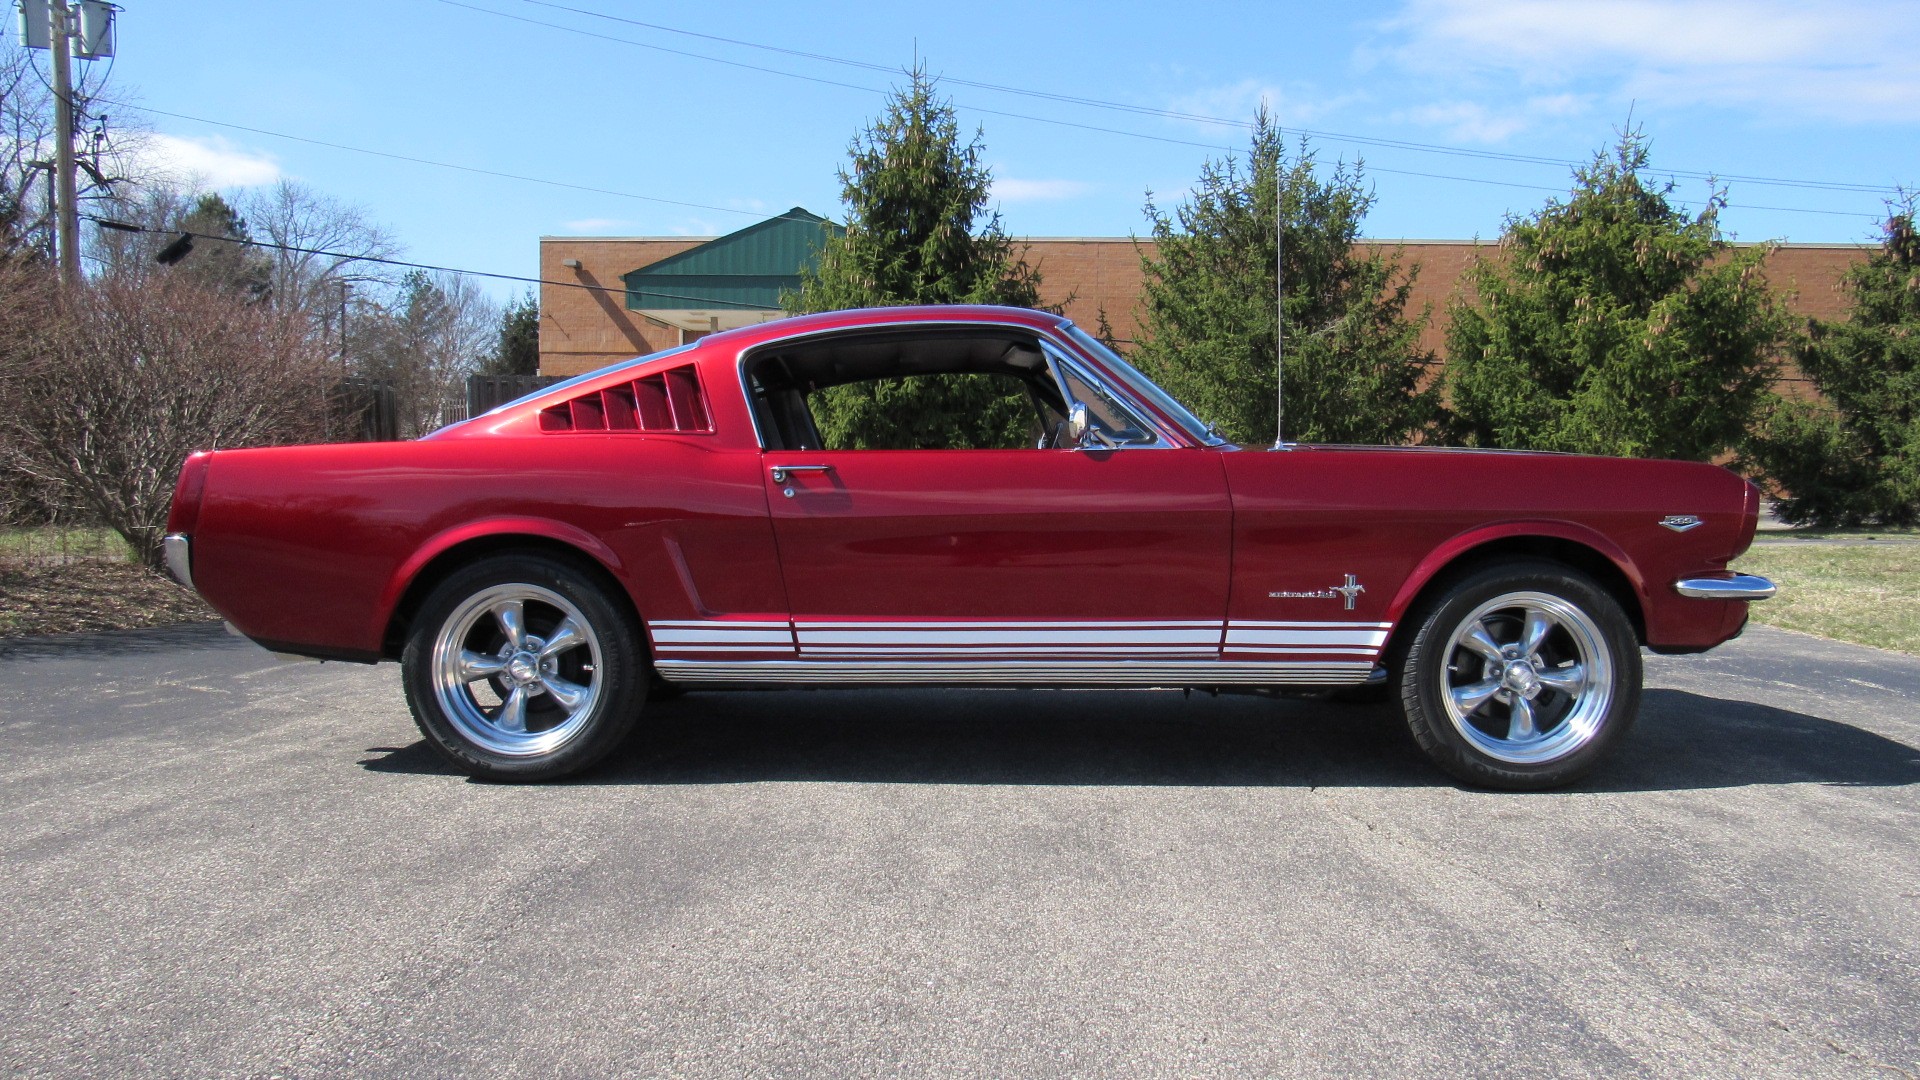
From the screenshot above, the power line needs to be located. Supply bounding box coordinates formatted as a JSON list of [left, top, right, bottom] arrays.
[[91, 218, 775, 309], [118, 98, 1884, 224], [479, 0, 1905, 199], [108, 102, 832, 230]]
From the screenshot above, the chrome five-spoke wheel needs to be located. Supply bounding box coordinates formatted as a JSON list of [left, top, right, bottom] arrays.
[[432, 584, 603, 757], [402, 553, 647, 781], [1399, 561, 1642, 790], [1439, 591, 1612, 765]]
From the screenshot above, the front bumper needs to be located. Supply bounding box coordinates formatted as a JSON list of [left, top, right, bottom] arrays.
[[162, 533, 193, 591], [1674, 574, 1776, 600]]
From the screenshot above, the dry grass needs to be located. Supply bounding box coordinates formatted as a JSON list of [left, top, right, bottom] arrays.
[[1736, 542, 1920, 655], [0, 560, 215, 637], [1, 526, 212, 637]]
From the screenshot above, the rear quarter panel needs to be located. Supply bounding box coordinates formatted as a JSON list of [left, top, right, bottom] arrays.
[[1221, 447, 1756, 652], [191, 434, 782, 658]]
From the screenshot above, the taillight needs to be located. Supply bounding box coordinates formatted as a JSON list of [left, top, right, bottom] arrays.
[[166, 451, 213, 534]]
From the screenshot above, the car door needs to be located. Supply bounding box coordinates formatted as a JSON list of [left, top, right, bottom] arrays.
[[761, 341, 1233, 677]]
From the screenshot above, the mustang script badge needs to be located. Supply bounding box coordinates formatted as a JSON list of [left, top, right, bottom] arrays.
[[1270, 574, 1367, 610]]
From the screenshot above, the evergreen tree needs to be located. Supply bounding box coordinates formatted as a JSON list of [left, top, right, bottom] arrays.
[[1444, 131, 1792, 460], [1748, 206, 1920, 526], [177, 193, 272, 301], [785, 66, 1045, 450], [480, 290, 540, 376], [1133, 113, 1439, 446]]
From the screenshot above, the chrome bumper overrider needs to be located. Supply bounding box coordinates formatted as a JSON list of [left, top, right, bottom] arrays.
[[162, 533, 193, 591], [1674, 574, 1776, 600]]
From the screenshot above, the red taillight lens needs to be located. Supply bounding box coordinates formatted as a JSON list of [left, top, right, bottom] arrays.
[[166, 451, 212, 534]]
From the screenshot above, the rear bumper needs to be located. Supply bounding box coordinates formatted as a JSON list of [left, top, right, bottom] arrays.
[[162, 533, 194, 591], [1674, 574, 1776, 600]]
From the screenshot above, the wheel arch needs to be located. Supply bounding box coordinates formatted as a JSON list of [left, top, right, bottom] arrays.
[[378, 520, 637, 660], [1380, 525, 1648, 670]]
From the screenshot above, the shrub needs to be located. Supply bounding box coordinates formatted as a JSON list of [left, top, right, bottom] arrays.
[[1747, 209, 1920, 527]]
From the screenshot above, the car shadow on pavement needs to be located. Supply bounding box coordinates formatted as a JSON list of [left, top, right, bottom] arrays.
[[358, 686, 1920, 792], [0, 621, 236, 661]]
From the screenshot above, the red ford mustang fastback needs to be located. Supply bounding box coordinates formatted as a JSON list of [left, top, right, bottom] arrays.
[[164, 305, 1773, 789]]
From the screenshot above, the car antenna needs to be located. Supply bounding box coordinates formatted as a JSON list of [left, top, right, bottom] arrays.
[[1272, 162, 1288, 451]]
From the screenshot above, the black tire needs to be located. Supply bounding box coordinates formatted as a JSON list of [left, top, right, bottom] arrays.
[[401, 553, 647, 781], [1398, 560, 1641, 790]]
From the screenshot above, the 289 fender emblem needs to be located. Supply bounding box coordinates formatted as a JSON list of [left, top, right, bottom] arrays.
[[1659, 515, 1704, 533]]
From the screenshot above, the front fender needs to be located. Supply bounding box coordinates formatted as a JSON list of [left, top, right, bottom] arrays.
[[1383, 519, 1647, 629]]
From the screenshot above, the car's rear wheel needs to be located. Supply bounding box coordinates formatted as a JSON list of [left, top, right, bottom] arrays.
[[401, 553, 646, 781], [1399, 561, 1641, 790]]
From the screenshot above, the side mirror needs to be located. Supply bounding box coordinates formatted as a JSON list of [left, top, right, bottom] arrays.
[[1066, 401, 1091, 445]]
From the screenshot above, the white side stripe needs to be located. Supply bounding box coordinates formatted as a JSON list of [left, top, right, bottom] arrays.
[[1226, 629, 1389, 648], [646, 617, 1394, 662]]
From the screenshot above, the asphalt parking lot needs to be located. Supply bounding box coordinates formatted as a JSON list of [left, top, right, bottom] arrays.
[[2, 623, 1916, 1078]]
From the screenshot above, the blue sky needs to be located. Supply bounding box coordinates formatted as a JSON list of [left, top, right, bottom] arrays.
[[92, 0, 1920, 298]]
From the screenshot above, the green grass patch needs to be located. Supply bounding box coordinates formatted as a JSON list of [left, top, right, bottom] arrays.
[[0, 526, 134, 562], [1736, 543, 1920, 656]]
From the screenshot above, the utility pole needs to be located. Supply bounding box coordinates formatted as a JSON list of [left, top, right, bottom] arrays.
[[20, 0, 113, 285], [49, 0, 80, 285]]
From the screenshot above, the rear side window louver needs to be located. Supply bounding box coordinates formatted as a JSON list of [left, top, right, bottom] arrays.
[[539, 364, 713, 434]]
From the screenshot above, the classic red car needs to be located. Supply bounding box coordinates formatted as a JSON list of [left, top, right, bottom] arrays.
[[164, 304, 1773, 789]]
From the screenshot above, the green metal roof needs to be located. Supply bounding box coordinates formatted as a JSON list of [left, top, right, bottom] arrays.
[[624, 208, 839, 311]]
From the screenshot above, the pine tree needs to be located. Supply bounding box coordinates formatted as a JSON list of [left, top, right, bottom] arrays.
[[177, 193, 272, 301], [1131, 111, 1439, 446], [1444, 131, 1792, 461], [1748, 206, 1920, 526], [480, 290, 540, 376], [784, 66, 1045, 450]]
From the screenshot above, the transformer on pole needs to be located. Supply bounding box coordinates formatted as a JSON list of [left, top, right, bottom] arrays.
[[16, 0, 49, 47], [75, 0, 113, 57], [14, 0, 119, 286]]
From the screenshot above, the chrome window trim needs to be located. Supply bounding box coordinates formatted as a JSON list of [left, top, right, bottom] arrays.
[[1038, 339, 1171, 450], [733, 317, 1190, 452], [1058, 320, 1229, 447]]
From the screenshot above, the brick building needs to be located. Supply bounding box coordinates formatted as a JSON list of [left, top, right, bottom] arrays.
[[538, 208, 1872, 379]]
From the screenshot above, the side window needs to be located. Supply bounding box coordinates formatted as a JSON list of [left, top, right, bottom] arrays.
[[809, 372, 1044, 451], [1058, 363, 1156, 446]]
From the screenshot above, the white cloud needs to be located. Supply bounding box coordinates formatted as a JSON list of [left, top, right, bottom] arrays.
[[1166, 79, 1356, 131], [993, 177, 1093, 202], [143, 133, 281, 189], [1378, 0, 1920, 123], [1397, 94, 1587, 143]]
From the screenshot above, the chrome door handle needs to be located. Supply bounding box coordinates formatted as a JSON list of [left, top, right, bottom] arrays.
[[769, 464, 833, 483]]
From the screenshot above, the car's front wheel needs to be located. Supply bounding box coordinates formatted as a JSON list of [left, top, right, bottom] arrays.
[[1398, 561, 1641, 790], [401, 553, 646, 781]]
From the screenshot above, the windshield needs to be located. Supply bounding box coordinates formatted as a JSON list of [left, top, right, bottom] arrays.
[[1059, 323, 1225, 445]]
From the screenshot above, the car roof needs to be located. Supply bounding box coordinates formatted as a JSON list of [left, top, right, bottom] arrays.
[[700, 305, 1070, 352]]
